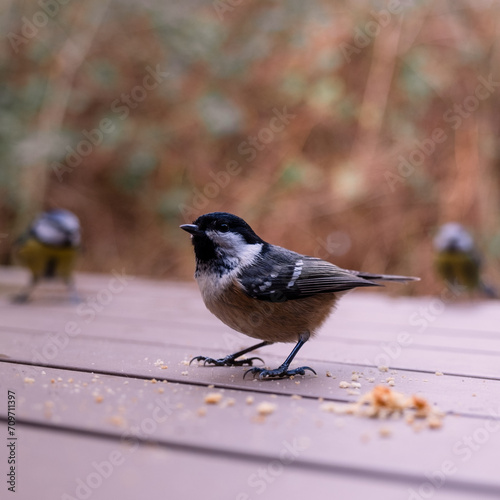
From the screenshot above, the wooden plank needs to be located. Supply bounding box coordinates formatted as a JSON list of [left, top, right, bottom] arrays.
[[2, 363, 500, 497], [2, 325, 500, 418], [6, 426, 497, 500]]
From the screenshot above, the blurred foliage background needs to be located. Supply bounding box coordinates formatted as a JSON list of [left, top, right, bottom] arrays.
[[1, 0, 500, 294]]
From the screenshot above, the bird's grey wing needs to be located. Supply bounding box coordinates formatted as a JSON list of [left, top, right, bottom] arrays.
[[238, 247, 379, 302]]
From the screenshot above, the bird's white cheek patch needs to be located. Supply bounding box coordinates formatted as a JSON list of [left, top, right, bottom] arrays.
[[287, 259, 303, 288]]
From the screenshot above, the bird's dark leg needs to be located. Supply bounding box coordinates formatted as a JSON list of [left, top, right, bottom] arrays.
[[190, 341, 270, 367], [244, 334, 316, 380]]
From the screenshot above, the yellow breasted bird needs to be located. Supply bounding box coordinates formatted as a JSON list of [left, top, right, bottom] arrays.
[[13, 209, 81, 302], [433, 222, 496, 298]]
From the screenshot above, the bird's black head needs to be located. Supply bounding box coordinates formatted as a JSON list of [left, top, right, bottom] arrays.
[[180, 212, 265, 267]]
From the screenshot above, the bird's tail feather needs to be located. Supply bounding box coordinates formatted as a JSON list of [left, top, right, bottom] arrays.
[[352, 271, 420, 283]]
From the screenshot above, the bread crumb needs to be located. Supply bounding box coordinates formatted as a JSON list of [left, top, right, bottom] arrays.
[[326, 371, 333, 377], [24, 377, 35, 384], [291, 394, 302, 400], [435, 371, 444, 376], [197, 407, 207, 417], [367, 377, 375, 383], [181, 371, 188, 376], [351, 382, 361, 389], [379, 427, 392, 438], [256, 401, 277, 416], [67, 378, 74, 383], [378, 366, 389, 372], [154, 359, 164, 366], [224, 397, 236, 407], [181, 360, 190, 366], [108, 416, 126, 427], [208, 384, 215, 389], [50, 378, 56, 384], [94, 395, 104, 403], [351, 373, 359, 382], [160, 365, 168, 370], [57, 377, 63, 382], [204, 393, 223, 405], [246, 396, 254, 405], [339, 381, 350, 389], [150, 379, 157, 384], [157, 387, 165, 394], [428, 415, 443, 429]]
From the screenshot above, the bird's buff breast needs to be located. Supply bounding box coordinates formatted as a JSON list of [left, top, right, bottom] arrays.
[[197, 275, 338, 343]]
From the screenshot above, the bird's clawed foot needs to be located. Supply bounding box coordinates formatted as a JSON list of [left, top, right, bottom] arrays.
[[244, 365, 317, 380], [189, 355, 265, 367]]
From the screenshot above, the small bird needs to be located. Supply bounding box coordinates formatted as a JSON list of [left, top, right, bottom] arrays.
[[13, 209, 81, 303], [433, 222, 496, 298], [181, 212, 419, 379]]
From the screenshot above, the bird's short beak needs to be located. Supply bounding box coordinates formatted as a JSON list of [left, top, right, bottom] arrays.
[[180, 224, 201, 235]]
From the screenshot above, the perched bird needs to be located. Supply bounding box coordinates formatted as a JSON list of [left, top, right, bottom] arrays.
[[181, 212, 419, 379], [13, 209, 81, 303], [433, 222, 496, 298]]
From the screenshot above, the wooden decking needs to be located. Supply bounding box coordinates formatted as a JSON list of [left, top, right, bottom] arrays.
[[1, 266, 500, 500]]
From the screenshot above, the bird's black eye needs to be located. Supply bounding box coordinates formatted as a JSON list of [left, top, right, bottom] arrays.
[[218, 223, 229, 233]]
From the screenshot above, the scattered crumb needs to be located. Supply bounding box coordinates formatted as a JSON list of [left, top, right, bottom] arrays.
[[160, 365, 168, 370], [367, 377, 375, 383], [351, 373, 359, 382], [44, 401, 54, 419], [326, 371, 333, 378], [108, 416, 126, 427], [423, 379, 429, 383], [50, 379, 56, 384], [223, 397, 236, 407], [67, 378, 74, 383], [351, 382, 361, 389], [157, 387, 165, 394], [181, 360, 190, 366], [318, 397, 324, 403], [94, 395, 104, 404], [256, 401, 277, 416], [204, 393, 223, 405], [197, 407, 207, 417], [294, 381, 300, 385], [154, 359, 164, 367], [435, 371, 444, 376], [379, 427, 392, 438], [181, 371, 189, 376], [123, 381, 128, 385], [150, 379, 157, 384], [339, 381, 350, 389], [246, 396, 254, 405], [208, 384, 215, 389], [57, 377, 63, 382], [291, 394, 302, 400], [428, 415, 443, 429], [378, 366, 389, 372], [24, 377, 35, 384]]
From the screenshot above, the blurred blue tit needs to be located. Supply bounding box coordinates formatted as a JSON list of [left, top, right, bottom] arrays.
[[13, 209, 81, 303], [433, 222, 496, 298]]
